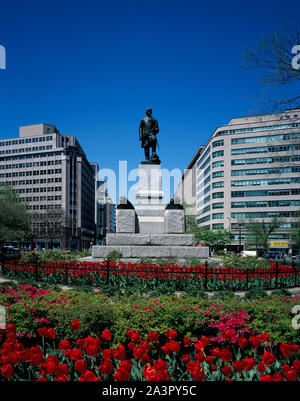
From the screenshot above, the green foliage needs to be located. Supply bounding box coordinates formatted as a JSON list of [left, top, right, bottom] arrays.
[[0, 182, 32, 244], [20, 250, 76, 265], [137, 257, 179, 266], [245, 218, 281, 253], [245, 287, 268, 300], [107, 250, 123, 262], [74, 249, 92, 258], [184, 256, 205, 267], [47, 291, 116, 342], [186, 216, 233, 250], [0, 281, 18, 290], [219, 254, 270, 270], [271, 288, 291, 297], [210, 290, 236, 300], [1, 284, 299, 346]]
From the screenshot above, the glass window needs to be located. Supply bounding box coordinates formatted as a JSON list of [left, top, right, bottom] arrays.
[[212, 150, 224, 158], [212, 171, 224, 178], [212, 160, 224, 168], [212, 213, 224, 220], [212, 182, 224, 188]]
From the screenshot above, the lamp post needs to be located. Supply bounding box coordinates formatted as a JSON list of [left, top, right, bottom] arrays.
[[237, 217, 243, 254], [227, 217, 231, 254]]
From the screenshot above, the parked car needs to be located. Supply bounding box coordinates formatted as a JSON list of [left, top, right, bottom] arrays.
[[266, 252, 281, 259], [0, 246, 21, 259]]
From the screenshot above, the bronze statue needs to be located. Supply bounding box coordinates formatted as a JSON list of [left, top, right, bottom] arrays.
[[139, 108, 160, 164]]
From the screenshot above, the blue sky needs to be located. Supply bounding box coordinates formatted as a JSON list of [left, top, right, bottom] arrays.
[[0, 0, 299, 202]]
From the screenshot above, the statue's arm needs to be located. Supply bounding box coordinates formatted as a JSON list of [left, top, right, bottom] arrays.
[[154, 119, 159, 134], [139, 120, 143, 140]]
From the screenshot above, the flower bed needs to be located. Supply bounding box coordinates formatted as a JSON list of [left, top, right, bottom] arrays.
[[0, 319, 299, 381], [1, 283, 299, 346], [1, 260, 299, 291]]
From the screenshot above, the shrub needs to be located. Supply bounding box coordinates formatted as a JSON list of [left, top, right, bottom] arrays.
[[0, 281, 17, 289], [184, 256, 205, 267], [271, 288, 291, 297], [210, 290, 235, 300], [245, 287, 268, 300], [47, 292, 116, 342], [107, 250, 123, 263]]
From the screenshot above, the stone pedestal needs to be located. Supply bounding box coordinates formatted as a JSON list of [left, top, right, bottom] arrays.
[[116, 209, 136, 233], [165, 210, 185, 234], [92, 161, 210, 264], [135, 164, 165, 234]]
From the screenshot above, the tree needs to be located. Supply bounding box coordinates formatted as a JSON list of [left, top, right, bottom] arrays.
[[291, 210, 300, 253], [186, 215, 233, 251], [31, 208, 74, 249], [245, 218, 281, 255], [0, 183, 31, 245], [242, 19, 300, 112]]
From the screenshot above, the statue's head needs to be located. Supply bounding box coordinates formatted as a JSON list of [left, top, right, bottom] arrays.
[[146, 108, 152, 116]]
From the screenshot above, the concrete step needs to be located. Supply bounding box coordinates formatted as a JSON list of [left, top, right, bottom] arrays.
[[106, 233, 195, 246], [92, 245, 209, 258]]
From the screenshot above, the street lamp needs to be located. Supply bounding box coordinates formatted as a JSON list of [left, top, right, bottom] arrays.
[[237, 217, 243, 254], [227, 217, 231, 254]]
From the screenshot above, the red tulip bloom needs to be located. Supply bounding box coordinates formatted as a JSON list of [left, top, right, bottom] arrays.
[[221, 365, 232, 378], [101, 330, 112, 342], [1, 364, 14, 380], [233, 360, 245, 373], [71, 320, 80, 331], [148, 331, 159, 343], [74, 359, 88, 374], [262, 351, 276, 367]]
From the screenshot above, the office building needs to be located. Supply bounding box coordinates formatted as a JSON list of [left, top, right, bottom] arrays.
[[0, 123, 96, 250], [177, 109, 300, 255]]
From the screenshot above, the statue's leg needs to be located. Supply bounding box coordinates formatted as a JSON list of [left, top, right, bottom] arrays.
[[144, 147, 149, 160], [152, 139, 157, 156]]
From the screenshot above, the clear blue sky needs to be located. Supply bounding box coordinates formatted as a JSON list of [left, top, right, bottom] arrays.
[[0, 0, 299, 202]]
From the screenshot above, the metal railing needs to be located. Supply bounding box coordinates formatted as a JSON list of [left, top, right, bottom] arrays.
[[1, 257, 299, 292]]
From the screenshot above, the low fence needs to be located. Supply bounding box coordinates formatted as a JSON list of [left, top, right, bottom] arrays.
[[1, 258, 299, 292]]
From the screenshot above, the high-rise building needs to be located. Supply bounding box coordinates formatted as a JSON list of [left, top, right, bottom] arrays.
[[176, 109, 300, 255], [0, 123, 96, 250]]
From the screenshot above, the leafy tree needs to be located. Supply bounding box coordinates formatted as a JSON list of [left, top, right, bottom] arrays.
[[242, 19, 300, 111], [0, 183, 32, 245], [291, 210, 300, 252], [186, 215, 233, 251], [245, 218, 281, 255]]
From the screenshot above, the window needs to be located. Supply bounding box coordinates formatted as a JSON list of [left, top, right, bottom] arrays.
[[212, 182, 224, 188], [231, 144, 300, 155], [212, 160, 224, 168], [197, 147, 211, 168], [212, 171, 224, 178], [212, 150, 224, 158], [231, 132, 300, 145], [212, 140, 224, 148], [212, 192, 224, 199], [212, 202, 224, 209], [231, 177, 300, 187], [212, 213, 224, 220], [212, 223, 224, 229]]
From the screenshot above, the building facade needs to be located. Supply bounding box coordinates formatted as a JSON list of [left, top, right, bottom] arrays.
[[0, 123, 96, 250], [180, 109, 300, 255]]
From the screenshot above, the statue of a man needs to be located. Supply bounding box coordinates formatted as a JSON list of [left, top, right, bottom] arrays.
[[139, 108, 160, 163]]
